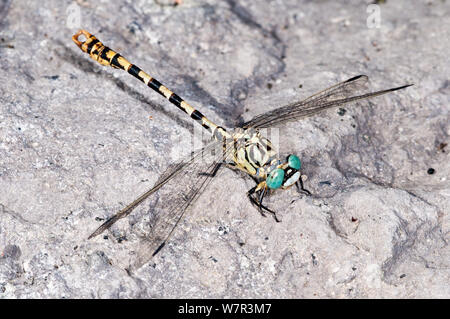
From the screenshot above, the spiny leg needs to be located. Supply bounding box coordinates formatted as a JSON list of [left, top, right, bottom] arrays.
[[247, 185, 281, 222], [258, 187, 266, 211], [296, 174, 311, 195], [199, 158, 240, 176], [247, 186, 266, 218], [199, 162, 223, 177]]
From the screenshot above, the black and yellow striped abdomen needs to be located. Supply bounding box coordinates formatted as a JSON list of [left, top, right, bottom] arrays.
[[72, 30, 229, 141]]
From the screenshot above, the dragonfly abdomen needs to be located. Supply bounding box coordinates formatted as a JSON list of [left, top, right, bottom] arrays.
[[72, 30, 230, 142]]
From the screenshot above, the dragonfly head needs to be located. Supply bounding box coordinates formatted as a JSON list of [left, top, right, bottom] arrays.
[[265, 154, 302, 190]]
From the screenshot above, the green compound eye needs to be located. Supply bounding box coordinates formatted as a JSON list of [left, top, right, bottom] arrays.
[[288, 155, 301, 170], [266, 168, 285, 189]]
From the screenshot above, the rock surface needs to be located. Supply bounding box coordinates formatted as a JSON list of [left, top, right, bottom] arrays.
[[0, 0, 448, 298]]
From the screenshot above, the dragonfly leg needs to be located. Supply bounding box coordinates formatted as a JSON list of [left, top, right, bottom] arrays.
[[258, 187, 266, 212], [296, 174, 311, 195], [199, 162, 223, 177], [247, 185, 281, 222], [248, 186, 266, 218]]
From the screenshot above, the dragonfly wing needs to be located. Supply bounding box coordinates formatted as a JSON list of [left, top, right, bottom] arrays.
[[129, 139, 235, 272], [88, 161, 187, 239], [243, 75, 412, 129], [300, 74, 369, 104], [89, 139, 233, 270]]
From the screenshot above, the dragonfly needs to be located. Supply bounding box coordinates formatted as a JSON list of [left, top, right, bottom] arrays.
[[72, 30, 412, 271]]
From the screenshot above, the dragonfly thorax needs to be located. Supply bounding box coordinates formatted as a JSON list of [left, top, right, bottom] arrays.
[[231, 128, 278, 177], [231, 129, 302, 190]]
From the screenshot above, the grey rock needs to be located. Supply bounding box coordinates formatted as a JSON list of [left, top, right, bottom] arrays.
[[0, 0, 448, 298]]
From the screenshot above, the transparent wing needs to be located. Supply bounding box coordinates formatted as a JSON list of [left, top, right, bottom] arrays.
[[130, 139, 236, 271], [243, 75, 412, 129], [300, 74, 369, 104], [88, 161, 187, 240], [89, 138, 234, 271]]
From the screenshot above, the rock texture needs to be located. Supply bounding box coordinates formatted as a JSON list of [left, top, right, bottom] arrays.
[[0, 0, 448, 298]]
